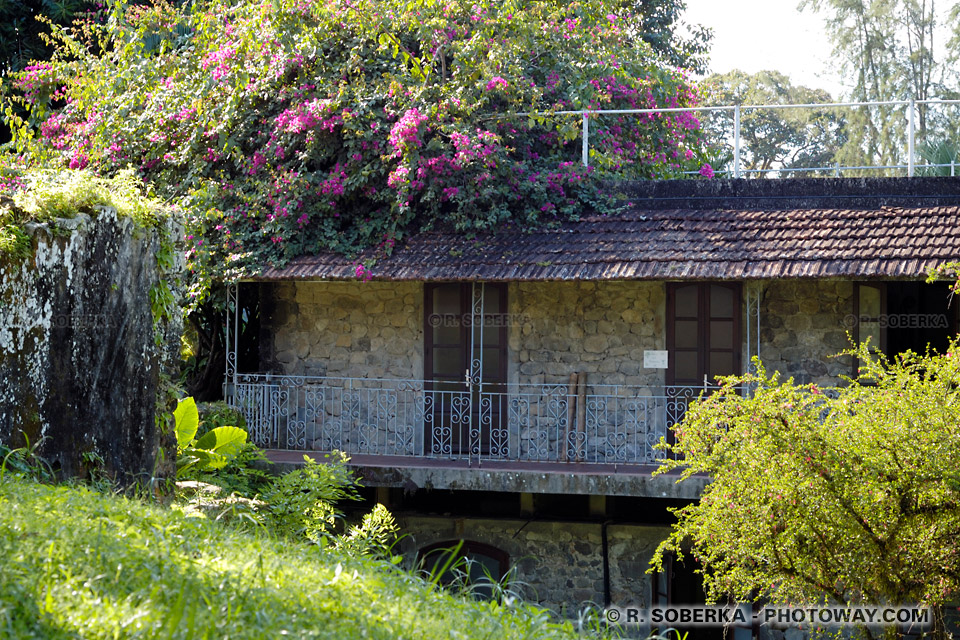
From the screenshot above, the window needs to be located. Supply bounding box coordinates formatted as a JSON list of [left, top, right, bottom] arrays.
[[666, 283, 742, 387], [418, 540, 510, 600], [854, 282, 958, 358]]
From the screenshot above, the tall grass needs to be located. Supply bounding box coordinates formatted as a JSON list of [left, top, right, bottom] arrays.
[[0, 477, 597, 639]]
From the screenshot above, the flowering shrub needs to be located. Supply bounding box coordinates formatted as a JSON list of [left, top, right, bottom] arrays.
[[7, 0, 713, 297]]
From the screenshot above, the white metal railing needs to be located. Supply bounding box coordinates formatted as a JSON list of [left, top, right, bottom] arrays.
[[516, 99, 960, 178], [229, 374, 718, 466]]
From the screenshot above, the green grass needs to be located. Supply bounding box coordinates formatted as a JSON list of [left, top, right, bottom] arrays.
[[0, 477, 590, 639]]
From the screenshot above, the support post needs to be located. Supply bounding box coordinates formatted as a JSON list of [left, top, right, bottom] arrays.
[[908, 98, 916, 177], [520, 493, 534, 516], [733, 105, 741, 179], [582, 112, 589, 167], [744, 283, 763, 395], [576, 371, 587, 462], [224, 283, 239, 401], [564, 372, 578, 462]]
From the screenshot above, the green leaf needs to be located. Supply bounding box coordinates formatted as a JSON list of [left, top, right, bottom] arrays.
[[178, 447, 227, 474], [194, 426, 247, 460], [174, 397, 199, 449]]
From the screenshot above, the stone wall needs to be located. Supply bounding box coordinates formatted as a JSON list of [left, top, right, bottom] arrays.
[[758, 280, 854, 386], [0, 207, 181, 482], [265, 279, 860, 389], [264, 280, 667, 387], [262, 281, 423, 379], [397, 514, 668, 620], [508, 281, 666, 389]]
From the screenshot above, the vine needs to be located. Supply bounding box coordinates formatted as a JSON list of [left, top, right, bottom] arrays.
[[6, 0, 716, 301]]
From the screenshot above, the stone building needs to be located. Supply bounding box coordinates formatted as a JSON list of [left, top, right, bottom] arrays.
[[225, 177, 960, 632]]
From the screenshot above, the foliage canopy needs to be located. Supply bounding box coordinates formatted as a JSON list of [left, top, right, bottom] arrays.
[[6, 0, 713, 298], [653, 345, 960, 614], [800, 0, 960, 172]]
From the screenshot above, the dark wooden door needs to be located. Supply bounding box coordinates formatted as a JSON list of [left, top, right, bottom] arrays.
[[424, 283, 507, 456]]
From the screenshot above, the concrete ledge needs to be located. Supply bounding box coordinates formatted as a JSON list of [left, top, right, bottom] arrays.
[[613, 176, 960, 209], [265, 450, 707, 499]]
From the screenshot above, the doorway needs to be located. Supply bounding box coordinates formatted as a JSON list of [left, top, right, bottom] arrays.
[[424, 283, 508, 456]]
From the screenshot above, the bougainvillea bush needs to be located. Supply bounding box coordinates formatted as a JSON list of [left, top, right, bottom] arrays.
[[7, 0, 711, 295]]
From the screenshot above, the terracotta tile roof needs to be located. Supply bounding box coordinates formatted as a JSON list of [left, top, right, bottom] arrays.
[[256, 179, 960, 281]]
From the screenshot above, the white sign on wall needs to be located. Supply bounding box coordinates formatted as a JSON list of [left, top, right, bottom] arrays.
[[643, 350, 668, 369]]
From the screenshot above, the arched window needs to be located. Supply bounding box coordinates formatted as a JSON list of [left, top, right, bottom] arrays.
[[418, 540, 510, 600]]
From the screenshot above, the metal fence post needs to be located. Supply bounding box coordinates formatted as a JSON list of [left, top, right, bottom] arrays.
[[733, 105, 741, 179], [224, 283, 239, 401], [582, 112, 589, 167], [908, 98, 916, 177]]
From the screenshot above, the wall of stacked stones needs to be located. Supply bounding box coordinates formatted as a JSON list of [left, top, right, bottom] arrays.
[[397, 514, 668, 623], [758, 280, 854, 387], [262, 281, 423, 378], [262, 280, 674, 385]]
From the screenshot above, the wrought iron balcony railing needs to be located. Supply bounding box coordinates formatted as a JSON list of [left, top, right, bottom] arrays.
[[229, 374, 716, 467]]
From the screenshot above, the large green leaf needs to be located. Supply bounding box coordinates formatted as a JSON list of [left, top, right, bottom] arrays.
[[174, 397, 199, 449], [194, 426, 247, 460], [176, 447, 227, 477]]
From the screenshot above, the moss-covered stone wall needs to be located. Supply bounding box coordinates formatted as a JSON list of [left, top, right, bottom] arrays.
[[0, 206, 181, 482]]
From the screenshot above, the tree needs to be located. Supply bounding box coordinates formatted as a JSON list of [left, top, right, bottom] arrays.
[[6, 0, 713, 293], [634, 0, 712, 74], [0, 1, 97, 75], [800, 0, 960, 173], [702, 70, 847, 177], [652, 345, 960, 640], [0, 1, 111, 145]]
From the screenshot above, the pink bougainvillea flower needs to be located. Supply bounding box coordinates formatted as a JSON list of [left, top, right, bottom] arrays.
[[485, 76, 508, 91]]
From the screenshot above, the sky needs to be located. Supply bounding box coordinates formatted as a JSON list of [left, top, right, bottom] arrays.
[[680, 0, 848, 99]]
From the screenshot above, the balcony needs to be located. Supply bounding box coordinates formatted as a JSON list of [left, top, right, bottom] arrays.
[[230, 374, 711, 473]]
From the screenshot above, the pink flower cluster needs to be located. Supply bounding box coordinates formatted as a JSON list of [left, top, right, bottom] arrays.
[[388, 108, 428, 157], [354, 263, 373, 281], [249, 152, 266, 175], [449, 129, 498, 166], [40, 114, 70, 149], [699, 164, 715, 179], [485, 76, 508, 92], [69, 152, 89, 170], [320, 164, 347, 196], [201, 44, 237, 81], [387, 165, 410, 189], [14, 63, 59, 101], [0, 174, 26, 194], [274, 99, 341, 134]]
